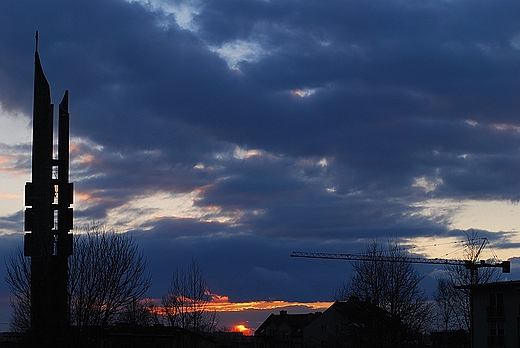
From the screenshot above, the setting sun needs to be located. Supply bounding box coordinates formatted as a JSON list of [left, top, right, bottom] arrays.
[[234, 324, 252, 336]]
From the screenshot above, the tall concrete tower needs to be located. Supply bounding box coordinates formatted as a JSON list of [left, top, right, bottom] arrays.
[[24, 33, 73, 348]]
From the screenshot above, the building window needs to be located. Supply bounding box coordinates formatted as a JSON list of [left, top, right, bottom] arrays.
[[488, 322, 504, 347], [488, 293, 504, 318], [321, 325, 327, 333]]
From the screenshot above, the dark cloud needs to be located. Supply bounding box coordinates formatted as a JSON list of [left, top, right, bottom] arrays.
[[0, 212, 24, 233], [1, 0, 519, 322]]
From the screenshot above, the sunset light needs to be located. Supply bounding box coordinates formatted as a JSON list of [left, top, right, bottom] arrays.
[[233, 324, 252, 335], [206, 294, 332, 313], [0, 193, 20, 199], [145, 294, 332, 315], [142, 294, 332, 334], [3, 0, 520, 342], [290, 88, 316, 97]]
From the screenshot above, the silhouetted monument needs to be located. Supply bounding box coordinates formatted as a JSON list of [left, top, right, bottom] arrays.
[[24, 32, 73, 348]]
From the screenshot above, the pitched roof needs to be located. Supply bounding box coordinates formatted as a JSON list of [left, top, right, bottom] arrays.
[[255, 311, 321, 337], [329, 297, 395, 326]]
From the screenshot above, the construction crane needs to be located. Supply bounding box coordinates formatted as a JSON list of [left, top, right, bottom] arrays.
[[291, 238, 510, 285]]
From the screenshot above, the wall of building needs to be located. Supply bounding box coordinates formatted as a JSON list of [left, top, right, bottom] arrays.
[[471, 283, 520, 348]]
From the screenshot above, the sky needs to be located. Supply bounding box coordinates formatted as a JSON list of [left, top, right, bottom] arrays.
[[1, 0, 520, 333]]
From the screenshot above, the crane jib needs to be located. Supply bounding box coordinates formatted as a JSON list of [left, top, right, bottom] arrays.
[[290, 251, 510, 273]]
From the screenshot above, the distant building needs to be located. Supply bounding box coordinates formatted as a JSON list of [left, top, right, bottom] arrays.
[[1, 326, 253, 348], [0, 332, 24, 347], [303, 297, 398, 348], [255, 310, 321, 348], [457, 280, 520, 348], [208, 331, 255, 348], [254, 298, 400, 348], [429, 330, 469, 348], [81, 324, 218, 348]]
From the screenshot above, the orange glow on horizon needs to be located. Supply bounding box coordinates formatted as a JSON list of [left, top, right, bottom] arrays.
[[234, 324, 252, 335], [142, 294, 332, 334], [205, 293, 332, 312], [144, 294, 331, 314]]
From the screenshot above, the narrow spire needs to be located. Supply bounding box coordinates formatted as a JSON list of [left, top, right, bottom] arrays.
[[35, 31, 39, 53]]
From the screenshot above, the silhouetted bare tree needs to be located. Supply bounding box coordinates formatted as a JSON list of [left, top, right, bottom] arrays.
[[434, 230, 501, 332], [162, 258, 219, 335], [5, 248, 31, 332], [5, 225, 151, 335], [116, 298, 161, 326], [336, 240, 434, 345], [68, 226, 151, 328], [433, 277, 458, 333]]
